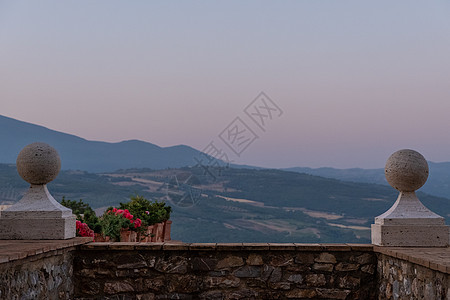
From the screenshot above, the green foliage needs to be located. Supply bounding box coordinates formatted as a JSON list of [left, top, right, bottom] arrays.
[[60, 197, 102, 233], [119, 195, 172, 226], [99, 208, 132, 241]]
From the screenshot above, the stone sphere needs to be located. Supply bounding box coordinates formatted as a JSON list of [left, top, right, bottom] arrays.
[[16, 142, 61, 185], [385, 149, 428, 192]]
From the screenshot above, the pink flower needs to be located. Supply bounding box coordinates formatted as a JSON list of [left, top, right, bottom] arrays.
[[145, 211, 149, 215], [134, 218, 142, 228], [76, 221, 94, 239]]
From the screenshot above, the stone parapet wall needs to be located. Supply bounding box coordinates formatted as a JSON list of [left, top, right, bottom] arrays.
[[0, 238, 91, 300], [376, 247, 450, 300], [1, 241, 448, 299], [74, 243, 377, 300]]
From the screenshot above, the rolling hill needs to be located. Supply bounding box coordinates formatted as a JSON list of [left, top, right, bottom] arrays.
[[1, 164, 449, 243], [0, 114, 203, 172]]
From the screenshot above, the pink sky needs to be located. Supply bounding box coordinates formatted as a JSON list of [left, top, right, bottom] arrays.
[[1, 1, 450, 168]]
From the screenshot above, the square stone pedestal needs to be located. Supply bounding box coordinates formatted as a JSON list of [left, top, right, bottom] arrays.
[[0, 185, 76, 240], [371, 223, 449, 247], [0, 215, 76, 239]]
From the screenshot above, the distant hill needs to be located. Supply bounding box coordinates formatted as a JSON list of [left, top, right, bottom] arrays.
[[1, 164, 449, 243], [0, 115, 203, 172], [285, 162, 450, 199]]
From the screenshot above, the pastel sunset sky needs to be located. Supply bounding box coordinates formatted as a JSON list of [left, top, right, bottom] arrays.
[[1, 1, 450, 168]]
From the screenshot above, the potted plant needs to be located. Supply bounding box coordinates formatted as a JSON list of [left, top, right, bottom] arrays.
[[100, 208, 143, 242], [119, 195, 172, 242]]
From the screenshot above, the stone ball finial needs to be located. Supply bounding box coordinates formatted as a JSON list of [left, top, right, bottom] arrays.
[[385, 149, 428, 192], [16, 142, 61, 185]]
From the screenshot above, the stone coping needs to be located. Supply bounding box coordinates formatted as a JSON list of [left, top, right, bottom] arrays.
[[78, 242, 374, 252], [1, 240, 448, 275], [374, 245, 450, 275], [0, 237, 92, 264]]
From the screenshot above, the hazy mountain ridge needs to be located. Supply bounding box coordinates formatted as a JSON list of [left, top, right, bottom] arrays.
[[285, 162, 450, 199], [0, 115, 203, 172]]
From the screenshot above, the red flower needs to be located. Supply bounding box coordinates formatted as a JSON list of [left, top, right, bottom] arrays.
[[133, 218, 142, 228], [76, 221, 94, 239]]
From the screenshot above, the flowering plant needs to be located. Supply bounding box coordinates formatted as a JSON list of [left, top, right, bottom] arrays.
[[99, 207, 143, 241], [76, 220, 94, 238], [110, 208, 142, 230], [119, 195, 171, 226]]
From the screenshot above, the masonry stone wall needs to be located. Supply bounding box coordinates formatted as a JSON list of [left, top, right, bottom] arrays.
[[377, 253, 449, 300], [2, 241, 449, 300], [73, 243, 377, 300], [0, 248, 74, 299]]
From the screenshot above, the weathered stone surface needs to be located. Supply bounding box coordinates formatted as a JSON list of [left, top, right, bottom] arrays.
[[191, 257, 217, 271], [137, 293, 155, 300], [225, 289, 257, 300], [246, 278, 266, 288], [268, 281, 291, 290], [377, 253, 449, 300], [306, 274, 326, 287], [198, 290, 224, 300], [71, 248, 382, 299], [79, 279, 101, 295], [167, 275, 201, 293], [316, 288, 351, 299], [155, 256, 187, 274], [246, 254, 263, 265], [11, 244, 447, 300], [216, 256, 244, 269], [335, 262, 359, 272], [361, 264, 375, 274], [16, 142, 61, 185], [384, 149, 428, 192], [285, 264, 311, 272], [338, 275, 360, 289], [261, 264, 275, 281], [294, 253, 315, 264], [269, 266, 282, 282], [144, 277, 165, 292], [286, 289, 317, 298], [0, 249, 75, 299], [116, 253, 148, 269], [315, 252, 337, 263], [287, 274, 303, 283], [204, 276, 240, 288], [352, 253, 374, 265], [270, 255, 294, 267], [313, 263, 334, 272], [104, 281, 135, 294], [233, 265, 260, 278], [207, 270, 228, 277]]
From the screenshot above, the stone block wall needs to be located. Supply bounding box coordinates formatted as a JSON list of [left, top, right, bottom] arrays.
[[73, 243, 377, 300], [2, 240, 449, 300], [376, 249, 450, 300], [0, 239, 91, 300]]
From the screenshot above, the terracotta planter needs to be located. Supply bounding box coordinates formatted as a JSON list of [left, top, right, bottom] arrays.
[[150, 224, 158, 242], [156, 222, 165, 242], [94, 233, 110, 242], [113, 222, 171, 243], [145, 225, 154, 242], [120, 228, 131, 242], [163, 220, 172, 241], [130, 231, 137, 242]]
